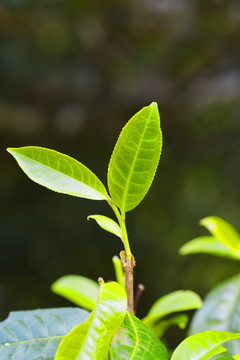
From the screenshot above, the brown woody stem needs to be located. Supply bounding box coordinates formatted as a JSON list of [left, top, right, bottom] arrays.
[[120, 250, 136, 314]]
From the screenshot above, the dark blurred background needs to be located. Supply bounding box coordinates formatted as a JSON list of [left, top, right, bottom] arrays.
[[0, 0, 240, 348]]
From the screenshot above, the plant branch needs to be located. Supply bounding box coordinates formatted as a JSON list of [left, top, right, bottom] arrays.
[[120, 251, 136, 314]]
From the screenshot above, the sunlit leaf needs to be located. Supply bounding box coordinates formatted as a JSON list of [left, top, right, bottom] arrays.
[[171, 331, 240, 360], [200, 217, 240, 251], [107, 102, 162, 213], [51, 275, 99, 311], [7, 147, 108, 200], [0, 308, 89, 360], [148, 314, 189, 338], [213, 354, 235, 359], [189, 274, 240, 356], [110, 312, 168, 360], [88, 215, 122, 239], [55, 281, 127, 360], [142, 290, 202, 327], [179, 236, 240, 260]]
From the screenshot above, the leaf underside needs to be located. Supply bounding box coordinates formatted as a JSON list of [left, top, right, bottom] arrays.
[[110, 312, 168, 360], [7, 146, 108, 200], [0, 308, 89, 360], [107, 102, 162, 213], [189, 274, 240, 356]]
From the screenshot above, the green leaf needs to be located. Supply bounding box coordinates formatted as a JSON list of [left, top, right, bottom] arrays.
[[149, 314, 189, 338], [7, 146, 108, 200], [51, 275, 99, 311], [55, 281, 127, 360], [110, 312, 168, 360], [213, 354, 235, 359], [88, 215, 122, 239], [142, 290, 202, 327], [179, 236, 240, 260], [189, 274, 240, 356], [200, 217, 240, 251], [0, 307, 89, 360], [112, 255, 125, 288], [107, 102, 162, 213], [171, 331, 240, 360]]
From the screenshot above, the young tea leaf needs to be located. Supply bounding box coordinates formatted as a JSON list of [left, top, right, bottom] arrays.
[[189, 274, 240, 356], [112, 255, 125, 288], [51, 275, 99, 311], [171, 331, 240, 360], [179, 236, 240, 260], [110, 312, 168, 360], [7, 147, 108, 200], [200, 217, 240, 251], [107, 102, 162, 213], [55, 281, 127, 360], [142, 290, 202, 327], [88, 215, 122, 239], [0, 308, 89, 360]]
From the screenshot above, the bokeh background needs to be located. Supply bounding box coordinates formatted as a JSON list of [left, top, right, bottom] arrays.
[[1, 0, 240, 348]]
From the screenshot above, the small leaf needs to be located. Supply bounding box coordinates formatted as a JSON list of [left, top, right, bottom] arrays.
[[88, 215, 122, 239], [0, 307, 89, 360], [189, 274, 240, 356], [200, 217, 240, 251], [171, 331, 240, 360], [107, 102, 162, 213], [142, 290, 202, 326], [179, 236, 240, 260], [51, 275, 99, 311], [112, 255, 125, 288], [55, 281, 127, 360], [149, 314, 189, 338], [110, 312, 168, 360], [7, 146, 108, 200]]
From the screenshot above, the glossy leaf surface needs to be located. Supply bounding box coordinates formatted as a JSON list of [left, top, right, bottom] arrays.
[[55, 281, 127, 360], [189, 274, 240, 355], [143, 290, 202, 326], [200, 217, 240, 251], [0, 307, 89, 360], [51, 275, 99, 311], [149, 314, 189, 338], [88, 215, 122, 239], [110, 312, 168, 360], [179, 236, 240, 260], [7, 147, 108, 200], [107, 102, 162, 213], [171, 331, 240, 360]]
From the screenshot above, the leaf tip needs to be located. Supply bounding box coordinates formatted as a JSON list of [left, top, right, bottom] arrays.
[[6, 147, 15, 155]]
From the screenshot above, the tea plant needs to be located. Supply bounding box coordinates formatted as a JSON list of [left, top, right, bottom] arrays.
[[180, 216, 240, 357], [2, 103, 240, 359]]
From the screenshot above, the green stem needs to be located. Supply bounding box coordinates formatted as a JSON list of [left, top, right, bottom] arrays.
[[107, 198, 132, 258]]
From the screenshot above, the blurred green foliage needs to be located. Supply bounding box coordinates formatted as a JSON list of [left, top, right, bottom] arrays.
[[0, 0, 240, 346]]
